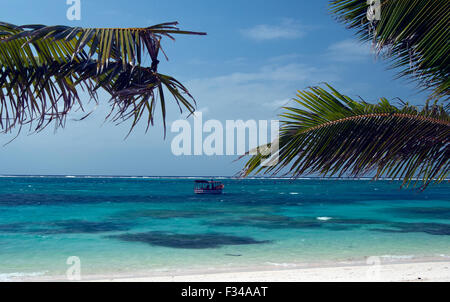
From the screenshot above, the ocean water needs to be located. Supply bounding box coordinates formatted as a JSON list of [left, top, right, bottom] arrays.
[[0, 176, 449, 281]]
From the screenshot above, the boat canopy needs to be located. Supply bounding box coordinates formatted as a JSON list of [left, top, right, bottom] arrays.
[[194, 179, 224, 194], [195, 180, 222, 184]]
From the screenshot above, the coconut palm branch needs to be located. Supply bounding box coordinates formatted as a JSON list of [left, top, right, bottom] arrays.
[[241, 84, 449, 189], [329, 0, 450, 101], [0, 22, 205, 134]]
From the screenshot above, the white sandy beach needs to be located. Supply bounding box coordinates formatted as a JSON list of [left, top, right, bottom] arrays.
[[89, 261, 450, 282]]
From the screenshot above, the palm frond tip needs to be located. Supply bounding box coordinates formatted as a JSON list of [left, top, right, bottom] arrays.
[[242, 84, 449, 189], [329, 0, 450, 101], [0, 22, 205, 134]]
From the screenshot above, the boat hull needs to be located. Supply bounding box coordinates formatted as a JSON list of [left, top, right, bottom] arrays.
[[194, 189, 223, 195]]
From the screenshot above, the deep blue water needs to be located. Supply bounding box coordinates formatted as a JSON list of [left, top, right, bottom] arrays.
[[0, 176, 449, 280]]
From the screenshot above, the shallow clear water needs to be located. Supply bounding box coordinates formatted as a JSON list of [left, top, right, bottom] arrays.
[[0, 176, 449, 280]]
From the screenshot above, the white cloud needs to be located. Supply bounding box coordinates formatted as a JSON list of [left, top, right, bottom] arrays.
[[263, 98, 294, 110], [185, 62, 339, 121], [224, 57, 247, 65], [200, 63, 324, 84], [268, 53, 304, 63], [326, 39, 372, 62], [241, 19, 305, 41]]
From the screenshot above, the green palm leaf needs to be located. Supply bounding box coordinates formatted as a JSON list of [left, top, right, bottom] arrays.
[[329, 0, 450, 101], [0, 59, 195, 134], [242, 84, 449, 189], [0, 22, 205, 135]]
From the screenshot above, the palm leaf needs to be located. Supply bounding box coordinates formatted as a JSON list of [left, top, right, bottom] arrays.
[[0, 22, 205, 134], [0, 58, 195, 135], [329, 0, 450, 101], [241, 84, 449, 189]]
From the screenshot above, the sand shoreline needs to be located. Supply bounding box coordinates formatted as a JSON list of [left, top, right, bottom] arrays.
[[88, 261, 450, 282], [54, 260, 449, 282], [5, 260, 449, 282]]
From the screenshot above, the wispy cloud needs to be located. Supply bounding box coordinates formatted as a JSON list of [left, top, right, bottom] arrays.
[[185, 62, 339, 121], [326, 39, 372, 62], [263, 98, 294, 110], [241, 19, 305, 41], [268, 53, 304, 63]]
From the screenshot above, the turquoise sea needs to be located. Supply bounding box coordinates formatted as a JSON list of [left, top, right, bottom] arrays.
[[0, 176, 449, 281]]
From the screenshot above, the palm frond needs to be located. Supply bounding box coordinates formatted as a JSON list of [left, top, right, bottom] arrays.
[[0, 22, 205, 134], [329, 0, 450, 101], [1, 22, 205, 70], [0, 59, 94, 132], [242, 84, 450, 189], [0, 59, 195, 134]]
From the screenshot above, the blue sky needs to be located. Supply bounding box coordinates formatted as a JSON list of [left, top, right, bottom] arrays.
[[0, 0, 429, 176]]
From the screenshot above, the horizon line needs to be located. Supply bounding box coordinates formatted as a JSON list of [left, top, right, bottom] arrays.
[[0, 174, 448, 181]]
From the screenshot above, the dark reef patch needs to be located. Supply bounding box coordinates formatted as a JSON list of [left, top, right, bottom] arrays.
[[113, 209, 211, 220], [0, 222, 27, 233], [371, 222, 450, 236], [0, 220, 132, 234], [110, 206, 279, 220], [209, 214, 450, 236], [380, 207, 450, 220], [107, 231, 271, 249], [207, 215, 385, 230], [39, 220, 132, 234], [0, 193, 196, 206]]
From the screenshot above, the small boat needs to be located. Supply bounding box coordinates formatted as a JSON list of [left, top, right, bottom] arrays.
[[194, 180, 224, 194]]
